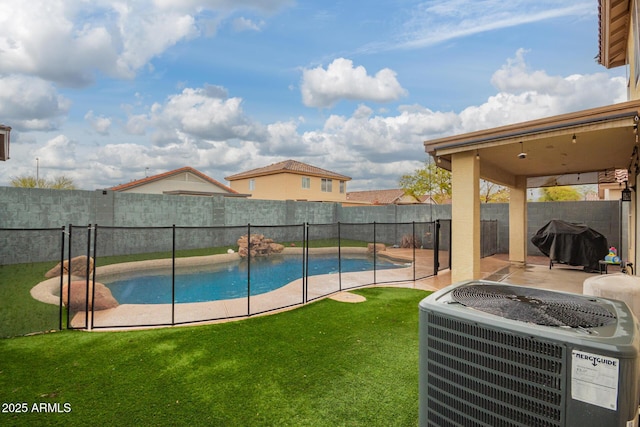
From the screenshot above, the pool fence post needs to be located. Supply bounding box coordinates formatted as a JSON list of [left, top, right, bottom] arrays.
[[66, 224, 72, 329], [338, 222, 342, 291], [172, 224, 176, 326], [373, 221, 377, 284], [434, 220, 440, 276], [58, 226, 65, 331], [84, 224, 91, 330], [412, 221, 416, 282], [247, 223, 251, 316], [304, 223, 308, 304], [90, 224, 98, 330]]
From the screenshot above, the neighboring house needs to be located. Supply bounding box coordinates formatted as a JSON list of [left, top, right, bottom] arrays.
[[110, 166, 246, 197], [345, 189, 436, 206], [0, 125, 11, 161], [225, 159, 351, 202], [598, 169, 629, 200]]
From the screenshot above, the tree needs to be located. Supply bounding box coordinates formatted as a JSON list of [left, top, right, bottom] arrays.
[[400, 158, 509, 203], [399, 159, 451, 203], [10, 174, 77, 190], [538, 186, 582, 202], [480, 181, 510, 203], [49, 176, 76, 190]]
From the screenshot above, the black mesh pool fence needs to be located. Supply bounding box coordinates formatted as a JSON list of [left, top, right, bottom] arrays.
[[1, 219, 478, 335]]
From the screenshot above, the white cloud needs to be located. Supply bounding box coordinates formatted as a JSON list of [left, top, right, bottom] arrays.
[[232, 17, 264, 32], [265, 120, 306, 155], [458, 50, 628, 133], [84, 111, 112, 135], [125, 85, 266, 144], [490, 49, 560, 93], [0, 75, 71, 131], [382, 0, 594, 51], [0, 0, 292, 86], [154, 0, 293, 14], [0, 1, 119, 86], [300, 58, 408, 108], [34, 135, 77, 170], [124, 114, 151, 135]]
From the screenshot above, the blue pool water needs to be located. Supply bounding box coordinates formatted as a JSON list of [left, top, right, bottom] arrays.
[[105, 254, 404, 304]]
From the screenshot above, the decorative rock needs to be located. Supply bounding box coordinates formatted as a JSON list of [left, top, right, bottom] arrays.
[[367, 243, 386, 254], [61, 280, 119, 311], [45, 256, 94, 279], [237, 234, 285, 258]]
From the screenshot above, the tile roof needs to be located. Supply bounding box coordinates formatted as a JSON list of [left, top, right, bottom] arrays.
[[346, 189, 433, 205], [598, 168, 628, 184], [109, 166, 238, 193], [225, 159, 351, 181], [347, 189, 405, 204]]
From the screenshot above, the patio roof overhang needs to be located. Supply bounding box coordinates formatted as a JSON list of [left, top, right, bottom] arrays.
[[424, 100, 640, 188], [598, 0, 630, 69]]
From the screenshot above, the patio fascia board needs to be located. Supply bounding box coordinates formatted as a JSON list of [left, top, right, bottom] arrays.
[[424, 101, 640, 156]]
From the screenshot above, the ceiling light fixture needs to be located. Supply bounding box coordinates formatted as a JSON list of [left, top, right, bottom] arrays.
[[622, 181, 633, 202], [572, 134, 577, 144], [517, 142, 526, 159], [475, 150, 480, 160]]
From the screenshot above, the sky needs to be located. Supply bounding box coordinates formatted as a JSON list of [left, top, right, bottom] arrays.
[[0, 0, 630, 191]]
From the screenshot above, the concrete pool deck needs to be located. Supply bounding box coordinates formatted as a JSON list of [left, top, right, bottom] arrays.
[[32, 248, 599, 330]]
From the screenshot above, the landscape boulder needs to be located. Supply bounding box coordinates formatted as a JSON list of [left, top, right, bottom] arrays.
[[237, 234, 285, 258], [45, 256, 94, 279], [367, 243, 386, 254], [61, 280, 119, 311]]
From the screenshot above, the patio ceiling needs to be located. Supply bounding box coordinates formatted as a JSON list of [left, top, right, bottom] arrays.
[[424, 100, 640, 188]]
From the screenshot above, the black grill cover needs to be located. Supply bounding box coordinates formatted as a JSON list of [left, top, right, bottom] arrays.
[[531, 220, 609, 271]]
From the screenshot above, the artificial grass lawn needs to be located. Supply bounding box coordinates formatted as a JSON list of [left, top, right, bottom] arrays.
[[0, 287, 428, 426], [0, 262, 61, 338]]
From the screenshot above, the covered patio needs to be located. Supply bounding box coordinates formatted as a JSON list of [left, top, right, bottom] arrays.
[[424, 99, 640, 284]]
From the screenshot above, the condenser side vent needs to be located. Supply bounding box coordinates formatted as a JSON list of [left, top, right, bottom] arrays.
[[425, 312, 566, 426]]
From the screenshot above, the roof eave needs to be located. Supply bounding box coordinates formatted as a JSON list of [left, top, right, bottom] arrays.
[[597, 0, 630, 69], [226, 170, 351, 181], [424, 99, 640, 155]]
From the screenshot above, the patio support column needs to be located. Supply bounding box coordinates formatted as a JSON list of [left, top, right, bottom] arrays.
[[509, 176, 527, 267], [451, 151, 480, 282]]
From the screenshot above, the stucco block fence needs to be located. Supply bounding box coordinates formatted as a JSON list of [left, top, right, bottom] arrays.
[[0, 187, 624, 265]]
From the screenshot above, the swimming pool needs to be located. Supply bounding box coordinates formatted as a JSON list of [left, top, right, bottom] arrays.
[[105, 254, 405, 304]]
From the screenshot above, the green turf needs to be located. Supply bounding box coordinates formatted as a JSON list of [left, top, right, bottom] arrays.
[[0, 287, 429, 426], [0, 262, 61, 338]]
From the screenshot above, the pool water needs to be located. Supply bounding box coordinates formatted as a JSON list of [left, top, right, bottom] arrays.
[[105, 254, 404, 304]]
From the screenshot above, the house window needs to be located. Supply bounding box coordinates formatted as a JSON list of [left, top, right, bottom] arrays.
[[302, 177, 310, 189], [321, 178, 333, 192], [339, 181, 345, 194], [249, 179, 255, 191], [0, 134, 6, 161]]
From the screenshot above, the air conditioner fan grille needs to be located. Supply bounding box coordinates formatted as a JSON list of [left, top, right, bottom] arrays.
[[451, 284, 616, 327]]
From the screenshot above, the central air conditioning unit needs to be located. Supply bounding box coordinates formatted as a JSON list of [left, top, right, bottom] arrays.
[[419, 281, 640, 427]]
